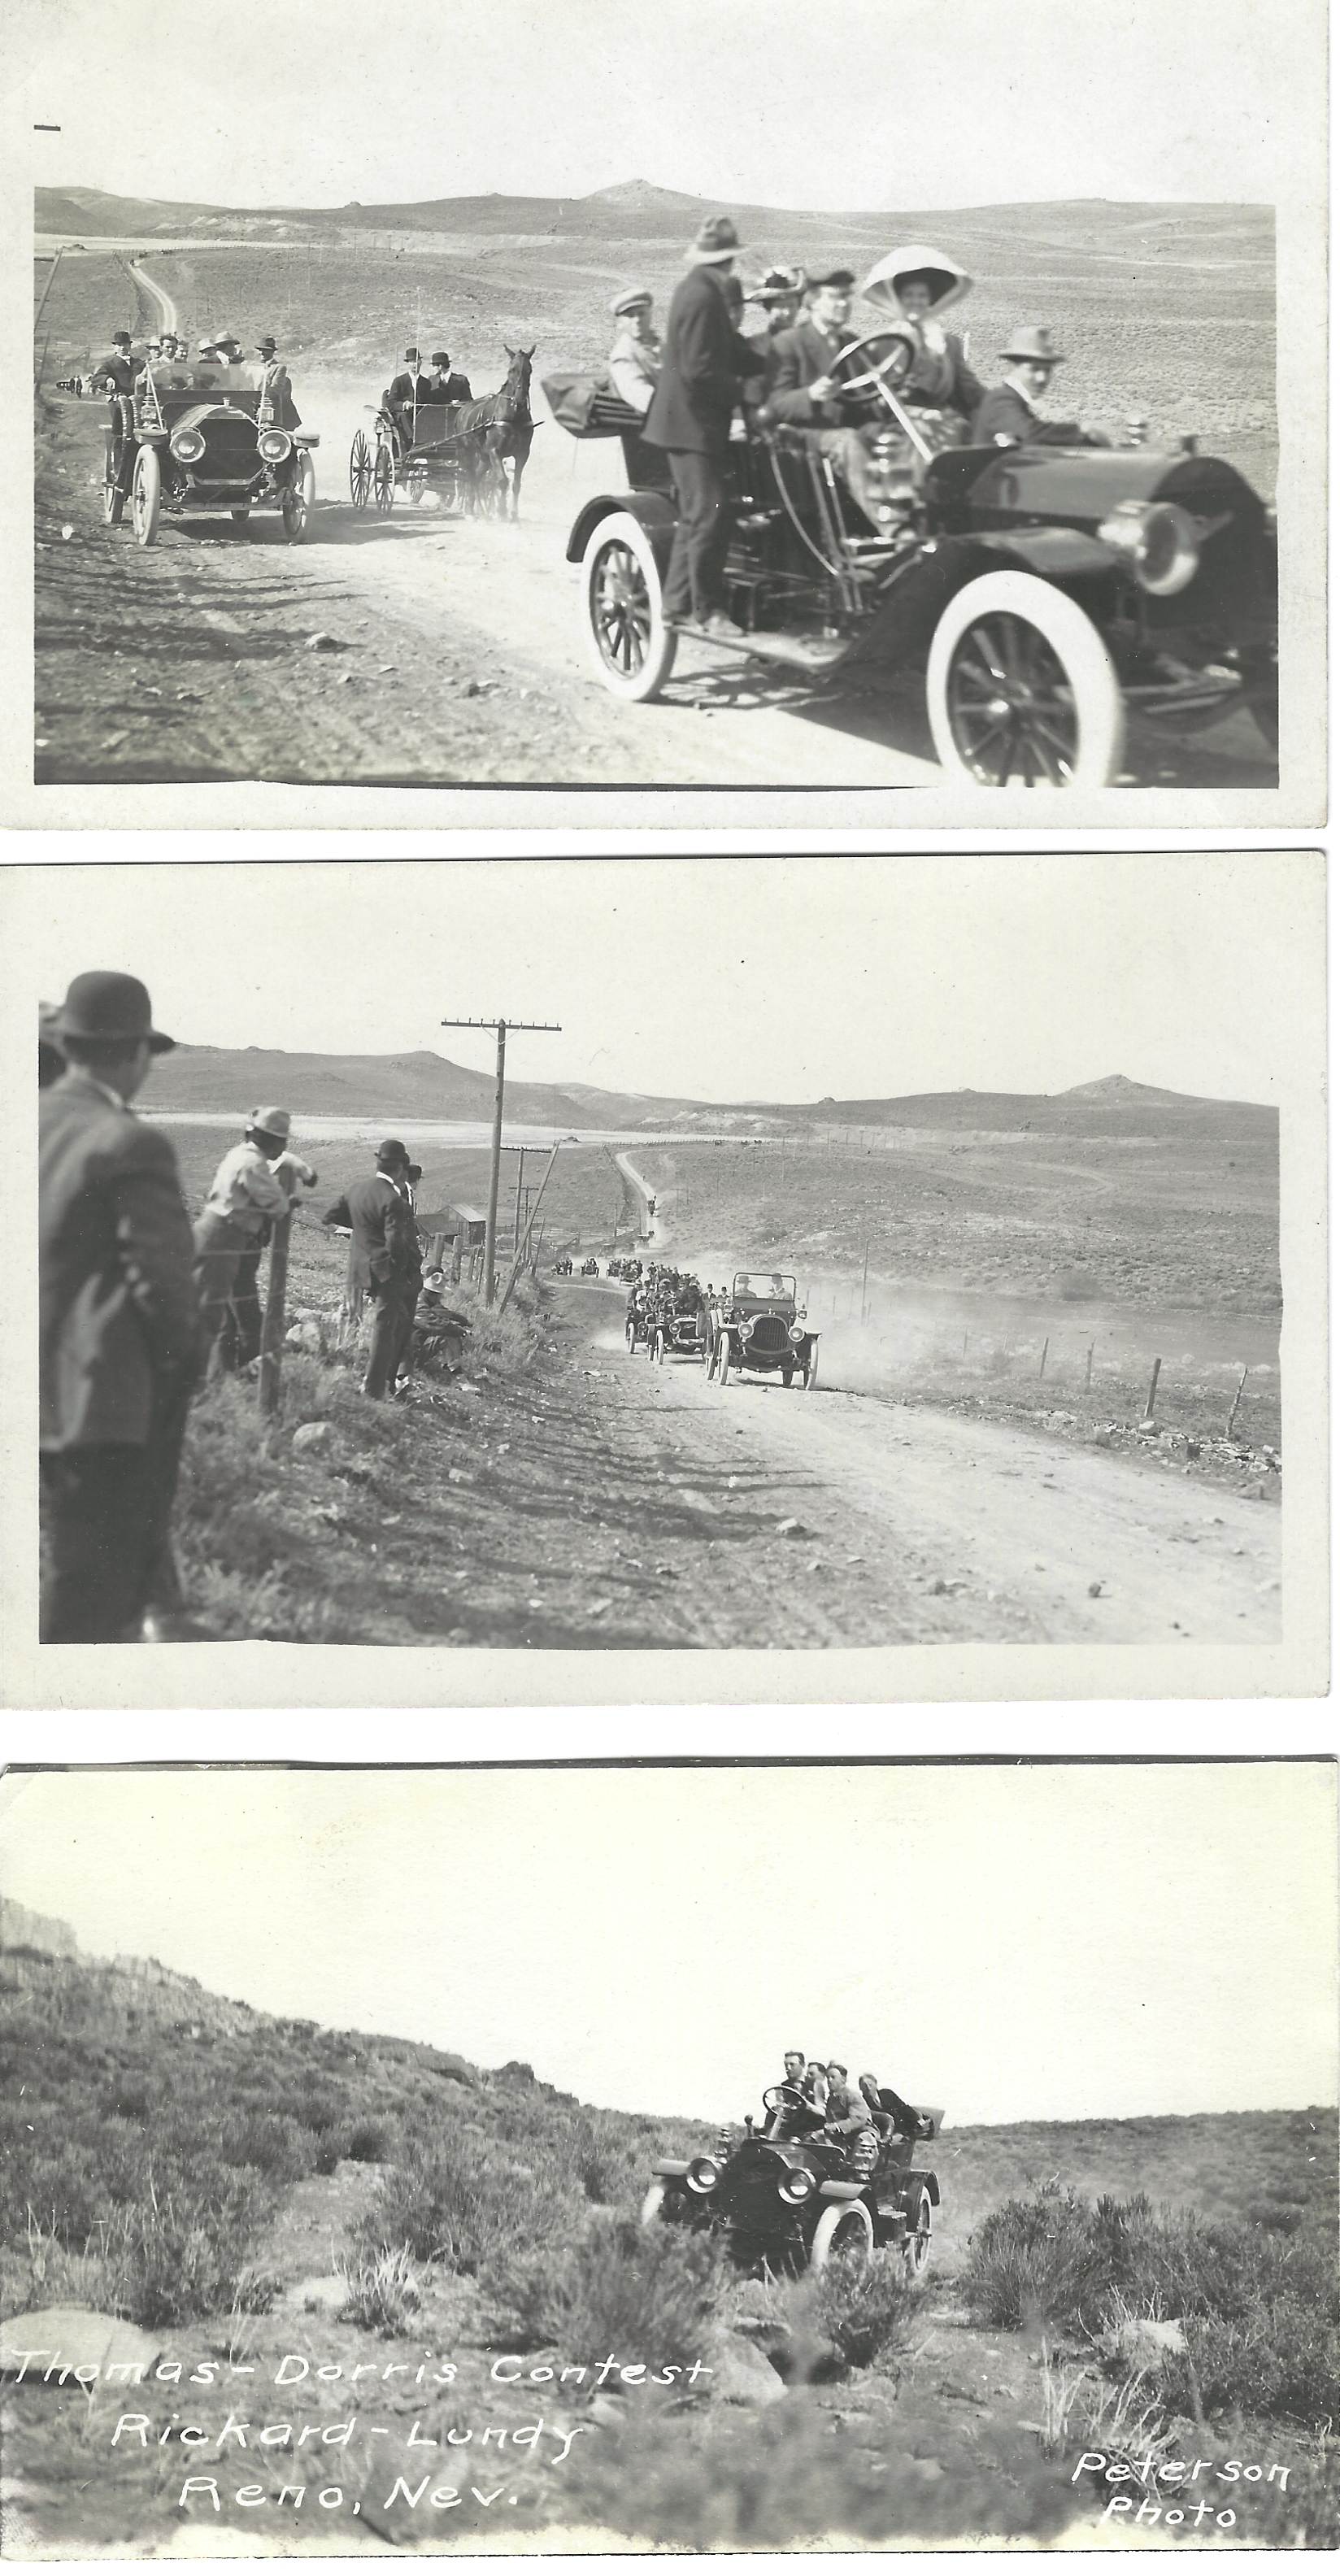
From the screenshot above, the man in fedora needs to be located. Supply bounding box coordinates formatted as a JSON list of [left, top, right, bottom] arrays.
[[972, 327, 1107, 448], [607, 289, 661, 416], [643, 215, 755, 640], [194, 1110, 294, 1378], [323, 1141, 422, 1399], [39, 972, 201, 1643], [255, 336, 302, 430]]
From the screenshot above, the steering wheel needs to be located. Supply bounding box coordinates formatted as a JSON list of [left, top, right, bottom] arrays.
[[832, 328, 917, 399]]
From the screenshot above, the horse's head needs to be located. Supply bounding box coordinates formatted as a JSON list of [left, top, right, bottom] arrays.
[[503, 344, 535, 390]]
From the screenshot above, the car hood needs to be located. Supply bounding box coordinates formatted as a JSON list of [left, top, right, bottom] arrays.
[[964, 444, 1266, 533], [168, 402, 259, 438]]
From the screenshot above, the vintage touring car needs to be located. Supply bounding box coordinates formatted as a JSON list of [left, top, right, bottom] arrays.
[[546, 304, 1277, 786], [102, 366, 318, 546], [707, 1273, 818, 1388], [651, 1303, 708, 1364], [642, 2085, 942, 2274]]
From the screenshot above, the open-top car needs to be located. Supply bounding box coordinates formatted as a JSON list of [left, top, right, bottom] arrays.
[[102, 363, 318, 547], [651, 1303, 707, 1364], [546, 331, 1277, 786], [707, 1272, 818, 1389], [642, 2086, 942, 2274]]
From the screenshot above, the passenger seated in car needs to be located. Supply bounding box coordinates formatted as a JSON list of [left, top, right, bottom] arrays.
[[972, 329, 1110, 449], [823, 2061, 877, 2142], [858, 248, 982, 422]]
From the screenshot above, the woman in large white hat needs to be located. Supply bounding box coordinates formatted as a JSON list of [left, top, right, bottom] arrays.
[[859, 245, 983, 420]]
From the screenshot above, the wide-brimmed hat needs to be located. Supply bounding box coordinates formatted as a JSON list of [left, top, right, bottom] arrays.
[[611, 286, 652, 317], [376, 1136, 409, 1165], [256, 337, 277, 356], [198, 338, 220, 355], [999, 324, 1066, 364], [811, 267, 856, 291], [685, 215, 742, 266], [249, 1105, 292, 1138], [862, 244, 972, 320], [755, 264, 807, 302], [51, 970, 175, 1053]]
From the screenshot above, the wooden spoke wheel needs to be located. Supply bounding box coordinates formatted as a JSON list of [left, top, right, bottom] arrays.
[[349, 429, 373, 510], [373, 443, 395, 514]]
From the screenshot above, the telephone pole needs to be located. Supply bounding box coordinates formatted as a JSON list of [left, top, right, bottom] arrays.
[[441, 1016, 561, 1303]]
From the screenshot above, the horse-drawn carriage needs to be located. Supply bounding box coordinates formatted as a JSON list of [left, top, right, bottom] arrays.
[[349, 349, 536, 520], [102, 364, 318, 546], [546, 314, 1277, 786]]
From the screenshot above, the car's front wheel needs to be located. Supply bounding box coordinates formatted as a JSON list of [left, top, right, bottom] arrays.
[[282, 455, 315, 542], [640, 2181, 671, 2228], [926, 571, 1125, 787], [803, 1347, 820, 1390], [581, 512, 679, 703], [809, 2200, 874, 2272], [131, 446, 161, 548], [903, 2185, 934, 2277]]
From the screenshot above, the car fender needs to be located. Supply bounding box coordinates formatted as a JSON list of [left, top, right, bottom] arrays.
[[900, 2167, 941, 2206], [855, 532, 1120, 672], [567, 490, 678, 567], [818, 2178, 866, 2202]]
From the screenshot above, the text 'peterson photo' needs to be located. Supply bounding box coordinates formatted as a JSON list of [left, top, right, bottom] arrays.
[[23, 0, 1322, 822], [0, 1761, 1336, 2553], [6, 850, 1325, 1704]]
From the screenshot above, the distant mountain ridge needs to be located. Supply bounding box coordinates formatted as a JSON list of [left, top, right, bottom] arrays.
[[36, 179, 1273, 247], [141, 1043, 1270, 1134]]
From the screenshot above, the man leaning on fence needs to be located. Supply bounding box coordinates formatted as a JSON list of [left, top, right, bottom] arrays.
[[324, 1139, 422, 1399], [39, 973, 201, 1644], [194, 1109, 294, 1379]]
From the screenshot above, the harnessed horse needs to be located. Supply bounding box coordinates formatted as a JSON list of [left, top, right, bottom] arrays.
[[452, 345, 536, 520]]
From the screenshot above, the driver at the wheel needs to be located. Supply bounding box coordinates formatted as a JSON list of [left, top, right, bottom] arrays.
[[764, 2051, 825, 2137], [387, 346, 432, 455], [766, 268, 888, 528]]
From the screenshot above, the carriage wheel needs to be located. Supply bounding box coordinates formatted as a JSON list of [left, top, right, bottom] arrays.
[[581, 511, 679, 703], [373, 445, 395, 514], [926, 571, 1125, 787], [349, 429, 373, 511], [131, 446, 161, 548]]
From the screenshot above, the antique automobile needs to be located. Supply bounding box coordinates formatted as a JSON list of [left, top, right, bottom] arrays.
[[624, 1298, 652, 1353], [641, 2085, 942, 2275], [545, 288, 1277, 786], [707, 1272, 818, 1389], [651, 1301, 707, 1364], [102, 361, 318, 546]]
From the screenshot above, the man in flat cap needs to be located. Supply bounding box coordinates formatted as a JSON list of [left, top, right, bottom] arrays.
[[194, 1110, 294, 1379], [324, 1141, 422, 1399], [607, 289, 661, 417], [39, 972, 201, 1643], [643, 215, 756, 640], [972, 326, 1107, 448]]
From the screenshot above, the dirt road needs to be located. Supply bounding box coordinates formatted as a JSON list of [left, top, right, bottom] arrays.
[[550, 1285, 1279, 1647], [35, 368, 1276, 790]]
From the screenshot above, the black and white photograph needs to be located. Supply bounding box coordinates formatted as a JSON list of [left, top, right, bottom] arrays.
[[10, 0, 1325, 824], [2, 848, 1326, 1704], [0, 1759, 1336, 2553]]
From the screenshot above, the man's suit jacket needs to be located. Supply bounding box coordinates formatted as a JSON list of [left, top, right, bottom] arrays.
[[388, 369, 433, 412], [258, 359, 302, 431], [342, 1174, 421, 1293], [429, 370, 472, 404], [643, 267, 746, 458], [766, 319, 855, 428], [971, 381, 1097, 447], [40, 1071, 200, 1451]]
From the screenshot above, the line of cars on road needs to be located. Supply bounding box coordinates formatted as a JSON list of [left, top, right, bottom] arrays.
[[624, 1268, 820, 1390]]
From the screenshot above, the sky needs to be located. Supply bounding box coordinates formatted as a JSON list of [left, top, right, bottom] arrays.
[[1, 1763, 1333, 2124], [7, 854, 1309, 1107], [20, 0, 1305, 212]]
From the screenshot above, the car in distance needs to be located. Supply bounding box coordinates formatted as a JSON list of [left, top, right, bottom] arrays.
[[641, 2085, 942, 2274], [707, 1272, 818, 1388]]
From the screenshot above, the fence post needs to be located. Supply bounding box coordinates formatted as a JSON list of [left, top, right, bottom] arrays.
[[1144, 1355, 1162, 1421], [1085, 1342, 1094, 1390], [1225, 1364, 1249, 1436], [1038, 1335, 1049, 1382], [258, 1212, 291, 1417]]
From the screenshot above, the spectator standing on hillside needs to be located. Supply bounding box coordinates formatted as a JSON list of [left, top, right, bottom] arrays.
[[325, 1141, 423, 1399], [643, 215, 755, 639], [193, 1110, 293, 1379], [39, 973, 201, 1643], [217, 1129, 320, 1375]]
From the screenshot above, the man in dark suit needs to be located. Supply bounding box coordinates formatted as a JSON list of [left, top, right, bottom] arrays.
[[324, 1141, 422, 1398], [972, 327, 1107, 448], [767, 268, 898, 526], [386, 347, 432, 453], [643, 215, 755, 639], [39, 972, 201, 1643], [427, 349, 472, 403]]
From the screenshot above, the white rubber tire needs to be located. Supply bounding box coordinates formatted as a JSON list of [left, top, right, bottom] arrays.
[[926, 569, 1125, 788], [903, 2184, 934, 2277], [581, 512, 678, 703], [132, 445, 161, 548], [809, 2198, 874, 2273]]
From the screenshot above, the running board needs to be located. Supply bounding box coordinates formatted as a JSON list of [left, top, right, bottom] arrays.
[[703, 631, 849, 673]]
